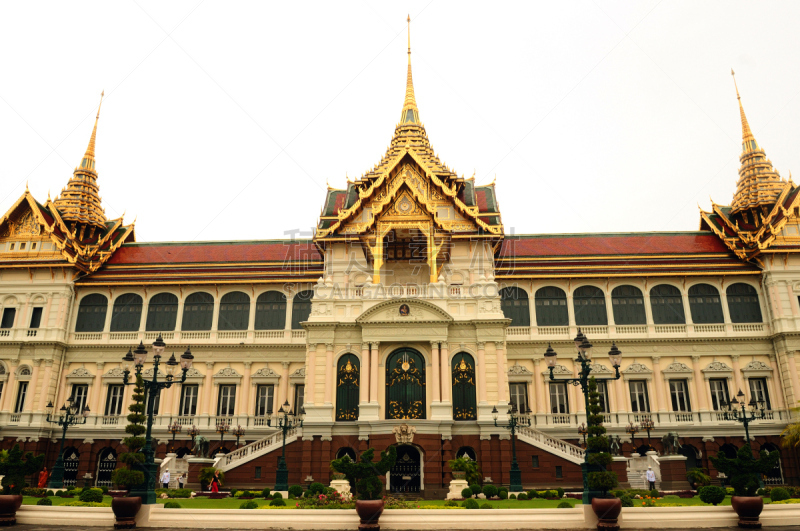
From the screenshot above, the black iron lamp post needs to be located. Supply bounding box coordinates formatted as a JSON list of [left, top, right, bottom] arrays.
[[545, 329, 622, 504], [187, 425, 200, 455], [232, 425, 246, 449], [168, 421, 182, 453], [121, 337, 194, 504], [723, 390, 767, 456], [640, 417, 655, 450], [216, 422, 230, 455], [493, 402, 531, 492], [267, 400, 305, 491], [626, 422, 640, 447], [577, 422, 588, 448], [45, 398, 89, 488]]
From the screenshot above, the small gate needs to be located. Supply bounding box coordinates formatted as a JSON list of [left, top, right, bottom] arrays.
[[62, 447, 80, 487], [96, 448, 117, 488], [389, 446, 421, 493]]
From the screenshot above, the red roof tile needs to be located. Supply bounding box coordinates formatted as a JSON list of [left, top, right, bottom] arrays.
[[476, 189, 488, 212], [107, 241, 321, 265], [500, 233, 730, 258]]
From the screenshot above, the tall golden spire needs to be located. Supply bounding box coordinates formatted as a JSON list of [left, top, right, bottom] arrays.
[[732, 70, 757, 153], [400, 15, 420, 125]]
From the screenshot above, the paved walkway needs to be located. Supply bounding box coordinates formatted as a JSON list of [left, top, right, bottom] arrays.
[[11, 527, 800, 531]]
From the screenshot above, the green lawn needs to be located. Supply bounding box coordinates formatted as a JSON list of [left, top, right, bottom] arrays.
[[22, 495, 114, 506]]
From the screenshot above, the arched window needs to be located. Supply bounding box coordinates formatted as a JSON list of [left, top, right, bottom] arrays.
[[218, 291, 250, 330], [145, 293, 178, 331], [335, 354, 359, 421], [181, 292, 214, 331], [534, 287, 568, 326], [336, 447, 357, 461], [727, 283, 762, 323], [452, 352, 477, 421], [650, 285, 685, 324], [455, 446, 476, 461], [573, 286, 607, 326], [611, 285, 645, 325], [500, 287, 530, 327], [760, 443, 783, 485], [110, 294, 142, 332], [688, 284, 723, 324], [385, 348, 426, 419], [75, 294, 108, 332], [291, 290, 313, 329], [678, 445, 700, 471], [255, 291, 286, 330]]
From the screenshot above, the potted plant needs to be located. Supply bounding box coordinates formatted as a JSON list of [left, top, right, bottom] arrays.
[[111, 374, 146, 529], [585, 378, 621, 531], [686, 467, 711, 490], [331, 446, 396, 530], [0, 444, 44, 525], [710, 445, 779, 528], [447, 455, 481, 484]]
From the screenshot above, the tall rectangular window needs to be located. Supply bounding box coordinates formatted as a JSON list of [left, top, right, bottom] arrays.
[[29, 307, 43, 329], [549, 382, 569, 414], [217, 385, 236, 416], [748, 378, 771, 410], [669, 380, 691, 412], [509, 383, 528, 412], [0, 382, 4, 405], [146, 389, 161, 415], [293, 384, 305, 413], [14, 382, 28, 413], [1, 308, 15, 329], [555, 466, 563, 478], [596, 380, 610, 413], [255, 384, 274, 417], [180, 385, 198, 416], [709, 379, 729, 411], [70, 384, 88, 412], [105, 384, 124, 415], [629, 380, 650, 412]]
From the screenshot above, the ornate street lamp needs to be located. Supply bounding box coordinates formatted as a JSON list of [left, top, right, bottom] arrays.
[[216, 422, 230, 455], [640, 416, 655, 450], [493, 402, 531, 492], [121, 337, 193, 504], [722, 389, 767, 457], [267, 401, 305, 491], [626, 422, 640, 447], [577, 422, 588, 448], [45, 398, 89, 488], [168, 420, 182, 453], [545, 329, 622, 503], [232, 425, 246, 449]]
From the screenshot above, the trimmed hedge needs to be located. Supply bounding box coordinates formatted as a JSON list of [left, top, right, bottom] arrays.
[[164, 501, 181, 509], [269, 498, 286, 506], [36, 498, 52, 506], [462, 498, 479, 509], [239, 500, 259, 509]]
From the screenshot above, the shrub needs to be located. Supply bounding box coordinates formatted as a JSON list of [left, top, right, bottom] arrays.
[[557, 500, 573, 508], [686, 467, 711, 487], [447, 455, 482, 486], [68, 488, 83, 497], [240, 500, 259, 509], [557, 487, 565, 499], [167, 489, 193, 499], [0, 445, 45, 495], [46, 490, 54, 497], [517, 492, 528, 500], [272, 491, 283, 499], [461, 488, 473, 499], [462, 498, 479, 509], [771, 487, 791, 502], [308, 482, 326, 495], [64, 501, 110, 507], [100, 486, 109, 494], [262, 487, 272, 498], [620, 495, 633, 507], [710, 446, 780, 497], [164, 501, 181, 508], [288, 485, 304, 498], [113, 374, 146, 490], [270, 498, 286, 506], [649, 489, 659, 498], [36, 497, 52, 506], [469, 483, 482, 497], [330, 447, 396, 501], [509, 493, 516, 499], [21, 487, 47, 497], [444, 500, 459, 507], [698, 486, 726, 506], [198, 467, 225, 490], [79, 488, 104, 503], [528, 490, 539, 499], [58, 491, 72, 498], [498, 490, 508, 500], [480, 502, 492, 509], [234, 491, 244, 498], [549, 490, 560, 498], [482, 485, 498, 498]]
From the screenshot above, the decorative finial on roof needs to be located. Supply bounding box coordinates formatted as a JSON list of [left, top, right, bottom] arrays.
[[81, 91, 104, 172], [731, 70, 756, 153], [400, 15, 419, 125]]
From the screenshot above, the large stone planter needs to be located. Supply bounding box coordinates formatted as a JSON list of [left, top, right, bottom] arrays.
[[591, 497, 622, 531], [111, 496, 142, 529], [0, 495, 22, 526], [355, 499, 384, 531], [731, 496, 764, 529]]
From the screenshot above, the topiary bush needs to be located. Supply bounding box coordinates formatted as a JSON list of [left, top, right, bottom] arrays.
[[528, 490, 539, 499], [711, 446, 780, 497], [36, 498, 52, 506], [620, 495, 633, 507], [585, 377, 618, 497], [482, 485, 498, 498], [288, 485, 303, 498], [308, 482, 325, 495], [272, 491, 283, 499], [509, 493, 517, 499], [462, 498, 479, 509], [46, 490, 54, 497], [649, 489, 659, 498], [270, 498, 286, 506], [79, 488, 104, 503], [557, 487, 565, 498], [444, 500, 459, 507], [698, 485, 726, 506], [480, 502, 492, 509], [330, 447, 396, 501], [469, 483, 482, 497], [239, 500, 259, 509], [517, 492, 528, 500], [461, 488, 473, 499], [770, 487, 790, 502], [112, 374, 147, 490], [498, 490, 507, 500], [557, 500, 573, 508], [164, 501, 181, 508]]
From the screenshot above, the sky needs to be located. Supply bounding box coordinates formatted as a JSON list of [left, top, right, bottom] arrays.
[[1, 1, 799, 243]]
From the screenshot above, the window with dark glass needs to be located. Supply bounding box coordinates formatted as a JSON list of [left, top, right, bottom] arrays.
[[573, 286, 608, 326], [509, 382, 528, 412], [385, 348, 425, 419], [293, 384, 305, 413], [255, 291, 287, 330], [669, 380, 691, 412], [555, 466, 563, 478], [180, 385, 198, 416], [451, 353, 477, 421], [29, 307, 43, 329], [688, 284, 724, 324], [727, 283, 763, 323], [291, 291, 313, 329], [336, 354, 360, 421], [146, 293, 178, 332], [1, 308, 15, 329], [549, 382, 569, 414], [105, 384, 124, 416], [181, 292, 214, 331], [255, 385, 274, 417], [500, 287, 530, 327], [535, 286, 568, 326], [709, 379, 729, 411], [70, 384, 88, 412], [748, 378, 771, 410], [218, 291, 250, 330], [147, 389, 160, 415], [649, 285, 685, 324], [75, 294, 108, 332], [14, 382, 27, 413], [611, 285, 646, 325], [531, 455, 539, 468], [217, 385, 236, 416], [596, 380, 610, 413], [629, 380, 650, 412], [255, 467, 262, 479], [110, 294, 143, 332]]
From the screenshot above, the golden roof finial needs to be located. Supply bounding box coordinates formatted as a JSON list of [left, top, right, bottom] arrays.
[[731, 70, 757, 153], [400, 15, 419, 125], [80, 90, 104, 172]]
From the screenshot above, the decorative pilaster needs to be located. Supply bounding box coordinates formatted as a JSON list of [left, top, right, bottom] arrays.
[[90, 362, 104, 414], [360, 343, 370, 404], [369, 342, 379, 403], [430, 341, 441, 402], [239, 362, 252, 416], [324, 343, 334, 404], [440, 342, 450, 402], [476, 342, 487, 403], [692, 356, 709, 411], [201, 362, 214, 416], [652, 357, 666, 412], [306, 344, 317, 406]]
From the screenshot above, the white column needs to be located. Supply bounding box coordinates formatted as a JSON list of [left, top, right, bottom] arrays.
[[25, 360, 41, 413], [2, 360, 18, 412], [37, 360, 53, 411], [201, 362, 214, 416], [440, 343, 450, 402], [476, 342, 487, 403], [786, 353, 800, 408], [360, 343, 370, 404], [430, 342, 440, 402], [279, 361, 290, 413], [533, 358, 544, 414], [731, 355, 745, 395], [237, 362, 252, 416], [652, 357, 667, 412], [369, 342, 379, 403], [91, 362, 104, 414], [496, 342, 508, 403], [692, 356, 709, 411], [324, 344, 334, 404], [306, 344, 317, 406]]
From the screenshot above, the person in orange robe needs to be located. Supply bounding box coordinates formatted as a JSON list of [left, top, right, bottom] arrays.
[[37, 467, 49, 489]]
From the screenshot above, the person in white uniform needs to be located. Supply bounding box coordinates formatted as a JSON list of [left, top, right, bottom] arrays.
[[645, 466, 656, 490]]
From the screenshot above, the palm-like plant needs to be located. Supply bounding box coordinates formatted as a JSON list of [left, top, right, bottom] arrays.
[[780, 401, 800, 449]]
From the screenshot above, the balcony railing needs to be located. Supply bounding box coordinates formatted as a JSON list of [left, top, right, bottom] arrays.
[[68, 329, 307, 345], [505, 322, 770, 340]]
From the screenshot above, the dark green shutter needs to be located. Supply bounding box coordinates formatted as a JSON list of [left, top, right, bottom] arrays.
[[611, 285, 646, 325], [218, 291, 250, 330], [181, 292, 214, 331], [335, 354, 359, 421], [291, 291, 313, 329], [75, 294, 108, 332], [688, 284, 724, 324], [650, 285, 685, 324], [386, 348, 426, 419], [727, 283, 762, 323], [451, 353, 477, 421], [573, 286, 607, 326], [535, 286, 569, 326], [500, 287, 530, 326], [110, 294, 143, 332], [255, 291, 287, 330], [146, 293, 178, 331]]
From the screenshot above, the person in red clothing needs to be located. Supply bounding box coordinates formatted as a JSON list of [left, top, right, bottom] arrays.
[[210, 469, 222, 493], [37, 467, 49, 489]]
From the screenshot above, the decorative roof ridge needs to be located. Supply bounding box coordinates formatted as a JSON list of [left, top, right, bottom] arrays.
[[118, 238, 316, 247], [504, 230, 718, 239]]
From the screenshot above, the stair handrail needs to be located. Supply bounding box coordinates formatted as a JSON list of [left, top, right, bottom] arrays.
[[516, 425, 586, 463], [220, 427, 296, 468]]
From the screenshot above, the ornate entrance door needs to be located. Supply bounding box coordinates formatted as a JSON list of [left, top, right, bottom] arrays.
[[386, 348, 426, 419], [96, 448, 117, 488], [390, 445, 421, 493], [62, 447, 80, 487]]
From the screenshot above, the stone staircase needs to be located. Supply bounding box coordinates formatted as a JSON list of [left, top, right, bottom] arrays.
[[515, 425, 585, 465], [213, 428, 299, 472]]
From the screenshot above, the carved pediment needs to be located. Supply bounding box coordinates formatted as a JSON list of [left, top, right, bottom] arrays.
[[214, 367, 241, 378], [703, 361, 733, 372], [743, 360, 770, 371], [104, 367, 126, 378], [67, 367, 93, 378], [508, 364, 533, 376], [663, 362, 692, 373], [622, 362, 652, 374], [356, 298, 453, 324], [253, 367, 279, 378]]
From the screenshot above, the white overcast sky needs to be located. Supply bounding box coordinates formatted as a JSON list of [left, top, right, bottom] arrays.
[[1, 1, 799, 242]]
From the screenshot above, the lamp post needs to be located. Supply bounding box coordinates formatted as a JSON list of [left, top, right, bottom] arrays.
[[267, 400, 305, 492], [121, 337, 194, 504], [216, 422, 230, 455], [492, 403, 531, 492], [545, 329, 622, 504], [168, 421, 182, 453], [723, 389, 767, 456], [187, 425, 200, 455], [626, 422, 640, 448], [45, 398, 89, 488], [577, 422, 588, 448], [232, 425, 246, 449], [640, 416, 655, 451]]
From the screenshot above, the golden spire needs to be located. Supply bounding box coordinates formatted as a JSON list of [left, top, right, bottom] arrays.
[[732, 70, 757, 153], [400, 15, 420, 125], [80, 91, 103, 172]]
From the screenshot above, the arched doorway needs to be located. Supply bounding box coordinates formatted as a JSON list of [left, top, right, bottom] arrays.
[[717, 443, 738, 486], [389, 445, 421, 494], [456, 446, 476, 461], [760, 443, 783, 485], [62, 446, 80, 487], [336, 447, 357, 461], [95, 447, 117, 488], [175, 447, 192, 459], [385, 348, 426, 420], [451, 353, 477, 421], [678, 444, 700, 471]]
